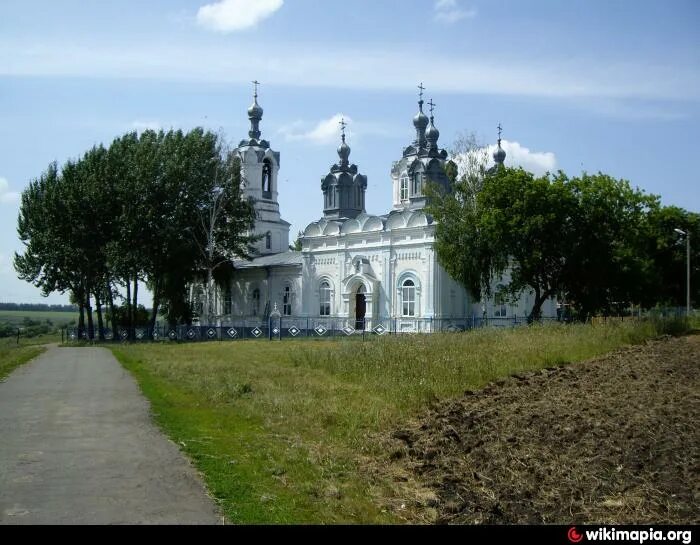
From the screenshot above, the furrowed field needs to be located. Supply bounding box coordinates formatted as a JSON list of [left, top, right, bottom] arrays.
[[109, 319, 694, 524]]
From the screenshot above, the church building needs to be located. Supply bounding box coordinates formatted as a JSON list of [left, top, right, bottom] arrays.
[[205, 85, 557, 333]]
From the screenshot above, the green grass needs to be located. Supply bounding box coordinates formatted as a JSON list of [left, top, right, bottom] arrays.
[[0, 334, 58, 380], [110, 319, 687, 524], [0, 309, 79, 326]]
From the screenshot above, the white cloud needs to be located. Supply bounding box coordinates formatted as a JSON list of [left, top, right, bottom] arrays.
[[1, 39, 698, 102], [452, 140, 557, 178], [434, 0, 477, 24], [0, 177, 20, 204], [279, 113, 353, 145], [487, 140, 557, 176], [197, 0, 283, 32]]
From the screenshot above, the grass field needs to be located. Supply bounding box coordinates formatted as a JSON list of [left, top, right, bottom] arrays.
[[0, 309, 78, 326], [0, 334, 59, 380], [110, 319, 688, 524]]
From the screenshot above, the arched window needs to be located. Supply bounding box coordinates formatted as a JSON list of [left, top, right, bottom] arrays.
[[412, 173, 422, 196], [265, 232, 271, 250], [252, 288, 260, 316], [283, 286, 292, 316], [262, 159, 272, 199], [494, 293, 507, 317], [400, 175, 409, 202], [401, 279, 416, 317], [319, 281, 331, 316]]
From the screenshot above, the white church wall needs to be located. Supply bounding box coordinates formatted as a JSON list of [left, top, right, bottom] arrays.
[[229, 266, 302, 319]]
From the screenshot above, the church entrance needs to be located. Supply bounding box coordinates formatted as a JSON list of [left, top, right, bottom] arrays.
[[355, 285, 366, 330]]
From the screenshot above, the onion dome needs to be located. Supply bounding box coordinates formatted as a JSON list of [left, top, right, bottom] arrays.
[[493, 143, 506, 164], [493, 123, 506, 165], [337, 135, 351, 166], [248, 97, 263, 120], [426, 117, 439, 141], [413, 103, 429, 131], [247, 80, 263, 140]]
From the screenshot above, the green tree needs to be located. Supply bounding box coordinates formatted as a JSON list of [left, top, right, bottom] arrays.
[[15, 127, 258, 332], [429, 163, 665, 321], [190, 147, 257, 324], [289, 230, 304, 251], [15, 161, 91, 332], [563, 173, 659, 318], [644, 205, 699, 309]]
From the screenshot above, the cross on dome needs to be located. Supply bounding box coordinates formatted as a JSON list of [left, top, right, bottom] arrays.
[[339, 117, 347, 141], [428, 98, 436, 116]]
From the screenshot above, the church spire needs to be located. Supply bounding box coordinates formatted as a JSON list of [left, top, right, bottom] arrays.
[[321, 116, 367, 219], [425, 98, 440, 153], [493, 123, 506, 166], [413, 82, 429, 149], [337, 117, 351, 168], [247, 80, 264, 140]]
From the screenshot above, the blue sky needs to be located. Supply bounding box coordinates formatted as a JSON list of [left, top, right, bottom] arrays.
[[1, 0, 698, 304]]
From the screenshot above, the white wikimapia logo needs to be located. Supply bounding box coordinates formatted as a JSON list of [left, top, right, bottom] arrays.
[[580, 527, 692, 545]]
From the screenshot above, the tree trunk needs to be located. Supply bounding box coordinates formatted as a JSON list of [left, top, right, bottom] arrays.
[[95, 291, 105, 341], [528, 286, 552, 324], [78, 300, 85, 335], [106, 279, 116, 332], [206, 267, 214, 325], [125, 278, 132, 333], [133, 275, 139, 324], [149, 277, 160, 335], [85, 289, 94, 340]]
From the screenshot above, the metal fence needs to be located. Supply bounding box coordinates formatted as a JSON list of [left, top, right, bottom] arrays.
[[64, 314, 561, 342]]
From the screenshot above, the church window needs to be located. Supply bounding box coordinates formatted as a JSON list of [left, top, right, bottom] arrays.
[[265, 232, 271, 250], [224, 287, 232, 315], [412, 173, 422, 196], [494, 293, 507, 317], [319, 281, 331, 316], [401, 279, 416, 317], [262, 160, 272, 199], [400, 176, 409, 202], [283, 286, 292, 316], [252, 288, 260, 316]]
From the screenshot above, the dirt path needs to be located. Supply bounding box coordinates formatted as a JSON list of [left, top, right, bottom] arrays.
[[381, 335, 699, 524], [0, 346, 221, 525]]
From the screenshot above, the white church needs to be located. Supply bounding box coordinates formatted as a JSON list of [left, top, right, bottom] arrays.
[[200, 86, 557, 334]]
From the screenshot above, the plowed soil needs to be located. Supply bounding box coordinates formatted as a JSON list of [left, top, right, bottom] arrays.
[[380, 334, 699, 524]]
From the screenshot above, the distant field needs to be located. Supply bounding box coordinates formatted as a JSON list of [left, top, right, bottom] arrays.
[[0, 310, 78, 326]]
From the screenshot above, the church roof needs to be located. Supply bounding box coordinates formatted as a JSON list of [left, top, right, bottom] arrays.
[[303, 208, 433, 237], [234, 250, 302, 269]]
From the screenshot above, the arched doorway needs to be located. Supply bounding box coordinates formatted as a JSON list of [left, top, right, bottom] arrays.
[[355, 284, 366, 330]]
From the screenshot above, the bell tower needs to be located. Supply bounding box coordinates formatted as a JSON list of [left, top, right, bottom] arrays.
[[233, 81, 290, 255]]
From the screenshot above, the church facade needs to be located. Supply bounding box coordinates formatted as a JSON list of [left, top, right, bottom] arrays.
[[202, 87, 557, 332]]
